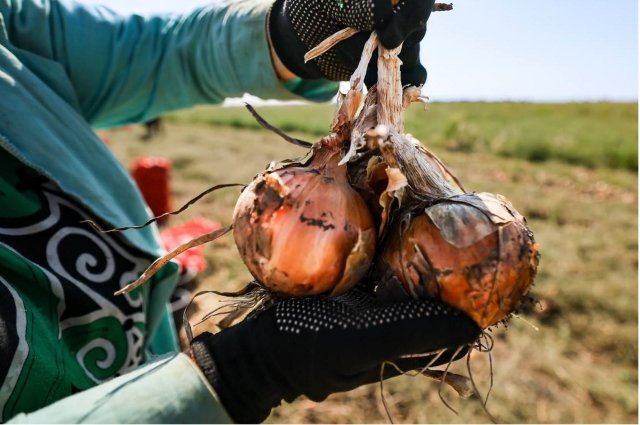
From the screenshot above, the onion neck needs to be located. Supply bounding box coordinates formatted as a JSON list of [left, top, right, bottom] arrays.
[[309, 137, 347, 178]]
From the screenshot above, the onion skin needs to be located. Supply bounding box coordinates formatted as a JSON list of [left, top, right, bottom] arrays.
[[233, 142, 376, 297], [379, 192, 539, 328]]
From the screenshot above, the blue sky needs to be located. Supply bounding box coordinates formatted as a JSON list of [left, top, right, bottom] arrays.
[[423, 1, 638, 101], [80, 0, 638, 102]]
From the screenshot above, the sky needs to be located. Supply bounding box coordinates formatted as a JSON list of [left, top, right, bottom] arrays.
[[78, 0, 638, 102]]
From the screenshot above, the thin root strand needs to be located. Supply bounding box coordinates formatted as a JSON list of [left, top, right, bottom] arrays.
[[114, 225, 232, 296], [244, 104, 313, 148], [466, 332, 499, 423], [437, 345, 465, 415], [81, 183, 244, 233], [182, 283, 273, 342]]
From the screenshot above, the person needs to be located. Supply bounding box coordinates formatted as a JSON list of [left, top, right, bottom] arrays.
[[0, 0, 480, 422], [140, 117, 164, 141]]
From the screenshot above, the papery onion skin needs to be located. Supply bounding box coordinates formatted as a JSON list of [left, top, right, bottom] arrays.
[[233, 143, 376, 297], [379, 192, 539, 328]]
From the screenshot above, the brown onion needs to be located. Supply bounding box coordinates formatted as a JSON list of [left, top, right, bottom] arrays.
[[233, 140, 376, 296], [378, 192, 539, 328]]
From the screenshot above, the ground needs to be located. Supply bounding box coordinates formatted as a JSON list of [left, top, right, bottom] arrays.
[[103, 101, 637, 424]]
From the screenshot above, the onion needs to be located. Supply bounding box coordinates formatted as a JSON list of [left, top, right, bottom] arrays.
[[113, 31, 540, 332], [378, 192, 540, 328], [233, 139, 376, 296]]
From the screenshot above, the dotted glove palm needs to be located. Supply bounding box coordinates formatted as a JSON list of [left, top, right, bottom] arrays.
[[268, 0, 436, 86], [191, 286, 480, 423]]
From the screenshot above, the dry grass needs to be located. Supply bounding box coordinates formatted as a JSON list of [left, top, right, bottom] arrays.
[[103, 102, 637, 424]]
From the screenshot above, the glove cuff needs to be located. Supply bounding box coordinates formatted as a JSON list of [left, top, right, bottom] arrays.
[[192, 335, 273, 424], [191, 339, 221, 391], [267, 0, 323, 80]]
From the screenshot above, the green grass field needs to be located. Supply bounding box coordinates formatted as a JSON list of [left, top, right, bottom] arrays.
[[105, 101, 637, 424], [167, 102, 638, 171]]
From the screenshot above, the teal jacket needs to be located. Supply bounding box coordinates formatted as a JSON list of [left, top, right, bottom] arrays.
[[0, 0, 337, 422]]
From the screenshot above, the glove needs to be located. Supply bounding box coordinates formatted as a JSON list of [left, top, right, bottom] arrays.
[[191, 286, 480, 423], [268, 0, 436, 86]]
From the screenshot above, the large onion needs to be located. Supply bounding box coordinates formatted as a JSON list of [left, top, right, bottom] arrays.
[[233, 140, 376, 296], [378, 192, 540, 328]]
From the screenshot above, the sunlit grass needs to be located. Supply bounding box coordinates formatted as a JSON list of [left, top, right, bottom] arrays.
[[166, 102, 638, 171]]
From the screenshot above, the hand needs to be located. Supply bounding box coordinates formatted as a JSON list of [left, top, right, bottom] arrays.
[[191, 285, 480, 423], [268, 0, 436, 87]]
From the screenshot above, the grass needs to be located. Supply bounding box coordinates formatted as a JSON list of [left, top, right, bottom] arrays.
[[166, 102, 638, 171], [104, 101, 637, 424]]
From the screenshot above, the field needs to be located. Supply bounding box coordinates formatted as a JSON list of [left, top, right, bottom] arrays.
[[104, 101, 637, 424]]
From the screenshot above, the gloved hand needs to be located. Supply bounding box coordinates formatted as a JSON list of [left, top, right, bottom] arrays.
[[191, 286, 480, 423], [268, 0, 436, 87]]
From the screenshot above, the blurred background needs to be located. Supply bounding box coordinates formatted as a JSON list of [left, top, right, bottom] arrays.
[[87, 0, 638, 423]]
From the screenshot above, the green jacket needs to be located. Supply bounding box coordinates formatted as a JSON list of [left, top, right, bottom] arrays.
[[0, 0, 337, 422]]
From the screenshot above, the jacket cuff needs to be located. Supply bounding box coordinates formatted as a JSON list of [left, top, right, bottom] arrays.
[[266, 0, 320, 80], [6, 354, 232, 424]]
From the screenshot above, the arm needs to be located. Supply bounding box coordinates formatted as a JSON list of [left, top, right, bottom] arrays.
[[0, 0, 338, 128], [7, 354, 232, 424]]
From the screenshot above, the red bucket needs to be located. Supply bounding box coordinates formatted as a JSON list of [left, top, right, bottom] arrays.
[[132, 156, 172, 224]]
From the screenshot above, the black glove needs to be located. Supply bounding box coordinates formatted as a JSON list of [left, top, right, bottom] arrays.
[[268, 0, 436, 86], [191, 286, 480, 423]]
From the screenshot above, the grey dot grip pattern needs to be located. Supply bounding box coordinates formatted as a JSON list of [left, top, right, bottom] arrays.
[[192, 286, 479, 423], [284, 0, 379, 80], [274, 289, 455, 334]]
